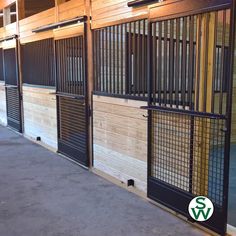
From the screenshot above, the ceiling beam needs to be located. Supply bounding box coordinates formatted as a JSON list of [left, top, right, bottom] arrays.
[[0, 0, 16, 10]]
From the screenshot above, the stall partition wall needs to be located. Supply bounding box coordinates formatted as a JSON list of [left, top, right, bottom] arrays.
[[0, 48, 7, 126], [22, 38, 57, 150], [93, 19, 148, 192]]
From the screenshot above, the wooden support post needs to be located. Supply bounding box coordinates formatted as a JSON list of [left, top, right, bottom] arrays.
[[194, 12, 216, 196], [17, 0, 25, 20], [3, 6, 11, 26], [54, 0, 66, 23], [55, 0, 66, 6], [85, 0, 93, 167]]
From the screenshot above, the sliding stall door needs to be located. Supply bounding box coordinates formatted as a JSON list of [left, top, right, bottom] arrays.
[[55, 35, 89, 167], [4, 47, 22, 133]]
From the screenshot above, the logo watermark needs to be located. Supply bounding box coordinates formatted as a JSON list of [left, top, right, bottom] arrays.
[[188, 196, 214, 222]]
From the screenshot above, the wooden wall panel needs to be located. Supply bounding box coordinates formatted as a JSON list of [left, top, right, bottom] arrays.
[[57, 0, 85, 22], [19, 8, 55, 43], [53, 23, 84, 40], [23, 86, 57, 150], [18, 0, 86, 43], [0, 82, 7, 126], [93, 95, 148, 192], [91, 0, 149, 29]]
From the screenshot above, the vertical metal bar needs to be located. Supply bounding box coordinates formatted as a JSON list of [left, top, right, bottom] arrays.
[[142, 20, 146, 97], [117, 24, 120, 94], [77, 37, 80, 95], [98, 30, 101, 91], [109, 27, 112, 93], [133, 21, 136, 95], [195, 15, 202, 112], [153, 21, 157, 104], [137, 20, 141, 96], [74, 37, 78, 96], [105, 27, 109, 93], [102, 29, 105, 92], [93, 31, 97, 91], [203, 14, 210, 112], [128, 22, 132, 95], [113, 25, 116, 94], [169, 19, 174, 107], [163, 20, 168, 106], [219, 10, 226, 114], [158, 21, 162, 106], [175, 18, 180, 107], [69, 38, 73, 95], [188, 16, 194, 110], [124, 23, 128, 95], [182, 17, 187, 109], [121, 24, 124, 95], [54, 40, 58, 93], [78, 37, 81, 95], [211, 12, 218, 113], [61, 39, 66, 92]]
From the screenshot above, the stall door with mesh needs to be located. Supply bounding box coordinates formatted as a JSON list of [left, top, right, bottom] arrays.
[[55, 36, 89, 167], [146, 0, 234, 235], [4, 48, 22, 133]]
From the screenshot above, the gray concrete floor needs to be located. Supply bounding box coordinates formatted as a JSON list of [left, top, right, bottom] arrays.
[[0, 125, 205, 236]]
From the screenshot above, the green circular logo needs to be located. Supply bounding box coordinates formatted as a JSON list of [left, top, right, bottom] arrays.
[[188, 196, 214, 222]]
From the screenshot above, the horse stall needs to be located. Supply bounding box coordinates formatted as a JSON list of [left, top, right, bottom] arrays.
[[55, 28, 90, 166], [2, 35, 22, 133], [91, 0, 236, 234], [19, 8, 57, 149], [19, 0, 88, 151], [92, 0, 150, 192]]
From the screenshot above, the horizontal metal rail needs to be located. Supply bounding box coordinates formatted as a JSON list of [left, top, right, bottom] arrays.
[[32, 16, 87, 33], [141, 105, 227, 119]]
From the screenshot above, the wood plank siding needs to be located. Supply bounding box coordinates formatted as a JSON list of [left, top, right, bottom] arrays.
[[23, 86, 57, 150]]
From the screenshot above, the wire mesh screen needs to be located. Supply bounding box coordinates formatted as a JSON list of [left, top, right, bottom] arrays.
[[6, 86, 22, 132], [22, 39, 55, 86], [93, 19, 148, 99], [151, 109, 225, 207], [58, 96, 87, 149], [4, 48, 17, 86], [151, 10, 231, 115], [55, 36, 85, 96], [0, 48, 4, 81]]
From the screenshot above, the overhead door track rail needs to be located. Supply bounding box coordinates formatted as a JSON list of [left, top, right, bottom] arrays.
[[32, 16, 87, 33]]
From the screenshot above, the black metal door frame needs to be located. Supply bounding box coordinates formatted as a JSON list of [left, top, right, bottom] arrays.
[[55, 18, 90, 167], [3, 38, 23, 133], [144, 0, 236, 235]]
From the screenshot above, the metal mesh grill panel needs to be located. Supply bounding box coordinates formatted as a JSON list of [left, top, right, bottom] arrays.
[[151, 109, 225, 207]]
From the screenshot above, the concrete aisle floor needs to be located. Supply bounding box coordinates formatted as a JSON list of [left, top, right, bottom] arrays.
[[0, 125, 205, 236]]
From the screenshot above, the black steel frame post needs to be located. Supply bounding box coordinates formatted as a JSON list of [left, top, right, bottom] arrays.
[[223, 0, 236, 233], [147, 20, 153, 195], [16, 38, 23, 133]]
